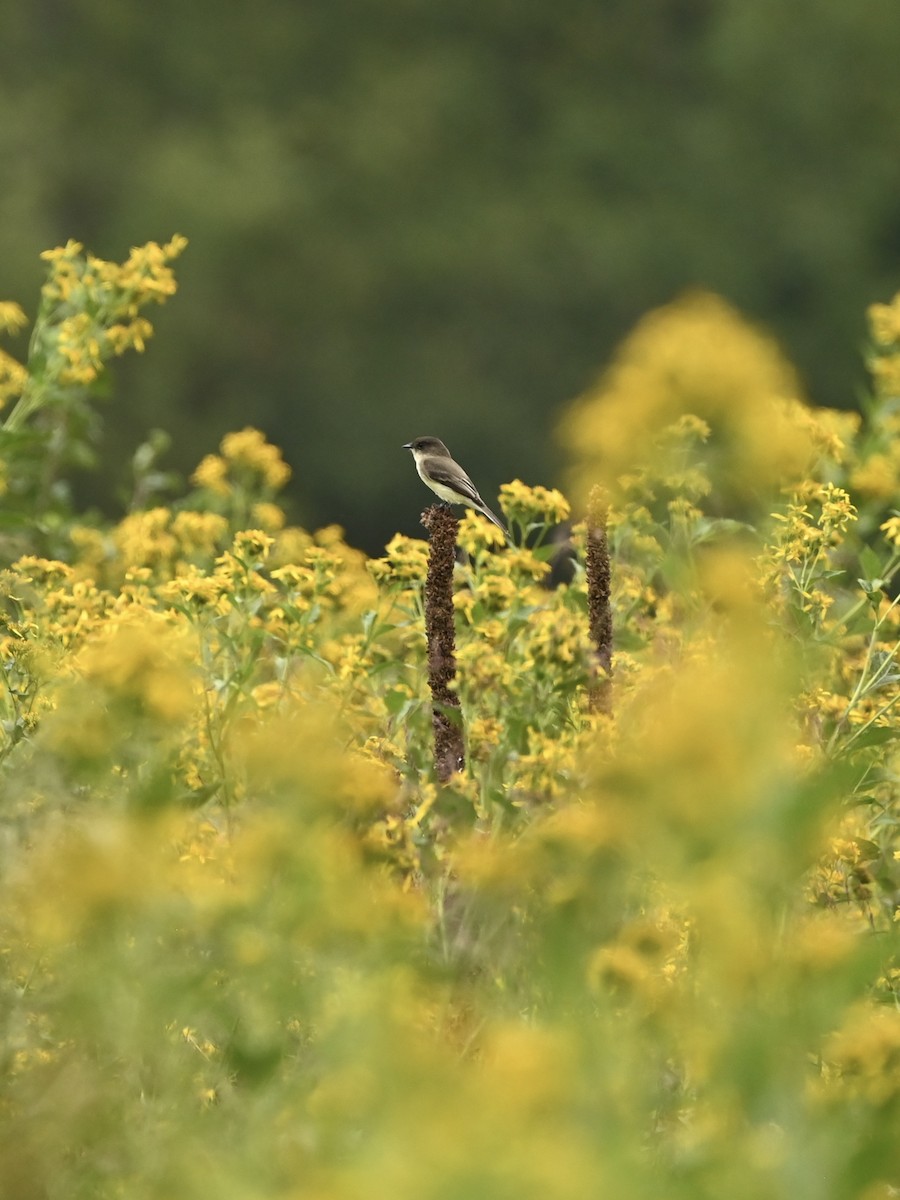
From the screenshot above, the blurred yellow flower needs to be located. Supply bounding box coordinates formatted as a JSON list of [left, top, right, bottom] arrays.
[[105, 317, 153, 355], [850, 452, 899, 501], [191, 453, 231, 496], [75, 612, 197, 723], [251, 501, 286, 532], [114, 507, 178, 570], [170, 509, 229, 555], [220, 427, 291, 490], [0, 301, 27, 334], [826, 1003, 900, 1106], [0, 347, 27, 408], [560, 291, 818, 508], [868, 294, 900, 345]]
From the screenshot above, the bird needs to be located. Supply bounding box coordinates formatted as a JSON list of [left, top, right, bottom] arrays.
[[402, 436, 506, 533]]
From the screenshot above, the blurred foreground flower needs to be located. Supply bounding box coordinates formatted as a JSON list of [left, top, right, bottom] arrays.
[[560, 291, 831, 509]]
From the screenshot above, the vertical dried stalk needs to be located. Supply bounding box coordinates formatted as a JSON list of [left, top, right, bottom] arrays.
[[586, 486, 613, 712], [421, 504, 465, 781]]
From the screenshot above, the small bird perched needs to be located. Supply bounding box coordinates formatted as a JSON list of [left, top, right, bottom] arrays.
[[402, 436, 506, 533]]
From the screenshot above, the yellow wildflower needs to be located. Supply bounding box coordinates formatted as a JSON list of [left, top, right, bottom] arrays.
[[455, 641, 516, 691], [10, 556, 74, 585], [799, 405, 859, 464], [470, 572, 517, 610], [57, 312, 103, 385], [560, 291, 817, 506], [499, 548, 552, 582], [826, 1003, 900, 1106], [870, 354, 900, 395], [868, 294, 900, 345], [191, 453, 231, 496], [230, 528, 275, 563], [157, 569, 230, 607], [521, 607, 591, 671], [850, 453, 899, 501], [72, 613, 197, 724], [251, 501, 286, 532], [171, 510, 228, 556], [105, 318, 154, 355], [113, 507, 177, 570], [457, 509, 506, 555], [467, 716, 505, 762], [116, 236, 188, 302], [369, 534, 429, 585], [0, 301, 27, 334], [220, 427, 291, 490], [0, 347, 27, 408], [499, 479, 571, 527], [68, 525, 108, 572], [39, 239, 83, 269]]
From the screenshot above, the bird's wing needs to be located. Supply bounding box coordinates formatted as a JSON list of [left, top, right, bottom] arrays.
[[426, 462, 485, 507]]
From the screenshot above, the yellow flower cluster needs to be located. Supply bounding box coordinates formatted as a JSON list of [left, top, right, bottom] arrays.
[[0, 301, 28, 410], [42, 234, 187, 379], [499, 479, 571, 528], [73, 611, 197, 724], [881, 515, 900, 548], [1, 237, 187, 436], [0, 347, 27, 411], [39, 235, 187, 310], [369, 533, 430, 585], [191, 427, 292, 508], [760, 484, 858, 626], [826, 1004, 900, 1106], [560, 291, 824, 508], [220, 427, 292, 488], [192, 452, 230, 496], [868, 292, 900, 347], [0, 301, 27, 334], [109, 507, 229, 577]]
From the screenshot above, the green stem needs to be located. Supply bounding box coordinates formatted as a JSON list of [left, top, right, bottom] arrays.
[[2, 376, 41, 433], [831, 552, 900, 635], [834, 691, 900, 758]]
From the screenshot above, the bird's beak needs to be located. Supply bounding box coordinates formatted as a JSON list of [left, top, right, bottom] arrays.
[[401, 442, 412, 450]]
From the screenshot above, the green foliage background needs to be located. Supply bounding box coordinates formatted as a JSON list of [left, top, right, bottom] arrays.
[[4, 0, 900, 547]]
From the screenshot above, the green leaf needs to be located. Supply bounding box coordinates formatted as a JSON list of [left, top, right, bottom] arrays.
[[384, 687, 412, 715], [851, 837, 882, 862], [842, 725, 897, 754], [692, 517, 758, 545], [857, 577, 885, 598], [367, 658, 403, 677], [859, 544, 884, 581], [432, 700, 464, 728], [850, 794, 885, 809]]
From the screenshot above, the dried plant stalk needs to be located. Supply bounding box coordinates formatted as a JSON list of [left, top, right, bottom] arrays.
[[586, 486, 613, 712], [421, 504, 465, 780]]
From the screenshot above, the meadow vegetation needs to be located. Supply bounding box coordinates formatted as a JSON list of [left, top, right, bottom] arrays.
[[1, 240, 900, 1198]]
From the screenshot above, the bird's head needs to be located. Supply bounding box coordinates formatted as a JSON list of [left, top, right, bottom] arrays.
[[402, 436, 451, 458]]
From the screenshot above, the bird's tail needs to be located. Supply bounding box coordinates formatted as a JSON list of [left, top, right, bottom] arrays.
[[477, 501, 507, 534]]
